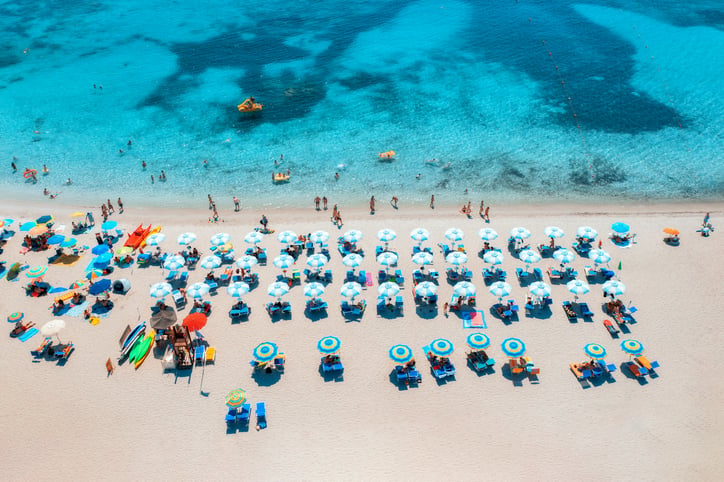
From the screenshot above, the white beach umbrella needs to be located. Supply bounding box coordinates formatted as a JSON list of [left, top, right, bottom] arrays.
[[267, 282, 289, 299], [602, 280, 626, 296], [412, 252, 433, 266], [145, 233, 166, 246], [340, 282, 362, 299], [567, 279, 590, 298], [177, 232, 197, 245], [410, 228, 430, 243], [306, 253, 328, 269], [342, 253, 364, 268], [453, 281, 477, 297], [510, 227, 531, 240], [519, 249, 541, 266], [187, 282, 210, 299], [554, 249, 576, 264], [149, 282, 173, 299], [544, 226, 565, 239], [277, 230, 298, 244], [163, 255, 186, 271], [226, 281, 250, 298], [445, 228, 465, 242], [489, 281, 512, 299], [576, 226, 598, 241], [529, 281, 552, 298], [377, 228, 397, 243], [378, 282, 401, 298], [483, 250, 505, 265], [303, 282, 326, 298], [446, 251, 468, 266], [199, 255, 222, 270], [235, 255, 258, 270], [273, 255, 295, 270], [41, 319, 66, 342], [309, 230, 330, 245], [244, 231, 264, 244], [415, 281, 438, 298], [343, 230, 363, 243], [210, 232, 231, 246], [377, 252, 398, 267], [588, 249, 611, 265], [478, 228, 498, 241]]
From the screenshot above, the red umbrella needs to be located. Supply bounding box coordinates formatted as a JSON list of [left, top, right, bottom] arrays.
[[182, 312, 207, 332]]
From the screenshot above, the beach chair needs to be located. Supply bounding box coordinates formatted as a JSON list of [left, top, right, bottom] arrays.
[[579, 302, 594, 318], [516, 267, 526, 282], [172, 290, 186, 307], [257, 250, 267, 264], [256, 402, 267, 429], [432, 364, 447, 379], [357, 270, 366, 285], [291, 269, 301, 285], [507, 299, 519, 313], [236, 403, 251, 424], [483, 268, 495, 283], [323, 270, 333, 283], [378, 270, 387, 283], [533, 267, 543, 281], [266, 303, 281, 315], [54, 342, 74, 359], [626, 361, 647, 378], [413, 270, 424, 283], [165, 270, 178, 281], [395, 366, 409, 384], [394, 269, 405, 286], [274, 355, 286, 371], [204, 346, 216, 363], [428, 294, 438, 305], [226, 408, 238, 424], [429, 269, 439, 281], [345, 270, 355, 282], [376, 245, 384, 256], [32, 337, 53, 356], [178, 271, 189, 285], [635, 356, 659, 372], [395, 295, 403, 311], [562, 301, 577, 321], [341, 301, 353, 315], [281, 302, 292, 314], [194, 345, 206, 364], [350, 300, 365, 315]]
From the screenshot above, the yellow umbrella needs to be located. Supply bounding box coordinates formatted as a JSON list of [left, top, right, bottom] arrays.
[[115, 246, 133, 256], [70, 212, 85, 218]]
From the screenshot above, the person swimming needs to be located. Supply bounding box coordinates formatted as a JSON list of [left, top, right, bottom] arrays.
[[42, 164, 49, 174]]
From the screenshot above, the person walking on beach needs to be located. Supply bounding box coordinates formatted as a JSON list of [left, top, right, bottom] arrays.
[[391, 196, 398, 208], [370, 196, 376, 214], [101, 204, 108, 221], [233, 196, 240, 212], [484, 206, 490, 222], [314, 196, 321, 210], [117, 197, 124, 213], [107, 199, 114, 214], [208, 194, 214, 209], [260, 214, 268, 229], [430, 194, 435, 209], [704, 212, 710, 226], [479, 201, 484, 217], [331, 204, 338, 224], [322, 196, 328, 210]]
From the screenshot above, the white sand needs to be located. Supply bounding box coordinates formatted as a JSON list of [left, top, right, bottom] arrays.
[[1, 199, 722, 481]]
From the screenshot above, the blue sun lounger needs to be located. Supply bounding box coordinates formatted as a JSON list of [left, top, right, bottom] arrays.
[[236, 403, 251, 424], [395, 366, 409, 384], [225, 408, 238, 424], [256, 402, 267, 429]]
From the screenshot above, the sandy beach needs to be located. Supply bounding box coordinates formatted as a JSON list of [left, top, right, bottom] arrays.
[[1, 198, 722, 481]]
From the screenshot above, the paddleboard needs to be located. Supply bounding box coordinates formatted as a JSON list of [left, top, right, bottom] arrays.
[[134, 330, 155, 369], [120, 322, 145, 360]]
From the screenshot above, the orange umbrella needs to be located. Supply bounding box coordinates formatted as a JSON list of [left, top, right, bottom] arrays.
[[182, 312, 207, 332], [663, 227, 679, 236], [29, 225, 49, 236]]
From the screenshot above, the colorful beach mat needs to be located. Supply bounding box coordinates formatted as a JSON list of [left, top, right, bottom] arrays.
[[65, 301, 89, 317], [365, 272, 373, 287], [462, 310, 487, 329], [19, 327, 38, 342]]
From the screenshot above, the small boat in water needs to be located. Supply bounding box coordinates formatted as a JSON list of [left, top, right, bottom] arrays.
[[238, 97, 263, 114]]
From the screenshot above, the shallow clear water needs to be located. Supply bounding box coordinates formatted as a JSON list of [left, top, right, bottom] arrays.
[[1, 0, 723, 207]]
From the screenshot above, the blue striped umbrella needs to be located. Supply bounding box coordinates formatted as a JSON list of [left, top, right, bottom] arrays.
[[446, 251, 468, 266], [47, 234, 65, 245], [544, 226, 565, 239], [510, 227, 531, 240], [429, 338, 454, 357], [483, 250, 504, 265], [412, 252, 433, 266], [101, 220, 117, 231], [478, 228, 498, 241], [588, 249, 611, 265], [235, 255, 258, 270], [199, 255, 222, 270], [414, 281, 438, 298], [163, 255, 186, 271], [518, 249, 541, 265], [306, 254, 328, 269], [489, 281, 512, 299], [501, 337, 526, 357], [342, 253, 363, 268], [317, 336, 341, 354], [621, 339, 644, 356], [389, 344, 413, 364], [378, 281, 400, 298], [584, 343, 607, 360], [187, 283, 210, 299], [612, 222, 630, 234], [226, 281, 250, 298], [377, 252, 398, 267], [343, 230, 363, 243], [267, 282, 289, 298], [410, 228, 429, 243], [149, 282, 173, 298], [145, 233, 166, 246], [340, 282, 362, 298], [445, 228, 465, 242], [567, 279, 590, 298], [602, 280, 626, 296], [177, 232, 197, 245], [303, 282, 326, 298], [277, 230, 298, 244], [273, 254, 295, 270], [244, 231, 264, 245], [377, 228, 397, 242], [92, 244, 109, 255], [453, 281, 476, 297], [253, 342, 279, 362], [466, 333, 491, 350], [553, 249, 576, 264], [210, 232, 231, 246], [577, 226, 598, 241], [309, 230, 330, 245], [529, 281, 551, 298], [60, 238, 77, 248]]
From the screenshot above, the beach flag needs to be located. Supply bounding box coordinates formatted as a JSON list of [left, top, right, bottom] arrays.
[[617, 261, 622, 270]]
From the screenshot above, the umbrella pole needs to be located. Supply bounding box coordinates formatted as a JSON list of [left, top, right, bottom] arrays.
[[199, 358, 206, 394]]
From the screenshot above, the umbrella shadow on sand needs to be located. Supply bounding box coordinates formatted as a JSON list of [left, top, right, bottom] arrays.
[[251, 369, 282, 387], [415, 304, 438, 319], [500, 363, 528, 387], [318, 365, 344, 383]]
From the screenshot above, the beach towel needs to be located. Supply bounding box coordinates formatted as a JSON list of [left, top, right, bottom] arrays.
[[19, 327, 38, 342], [65, 301, 89, 317], [365, 272, 373, 287], [462, 310, 486, 329]]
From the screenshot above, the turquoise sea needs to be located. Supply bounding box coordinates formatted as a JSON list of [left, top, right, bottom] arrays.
[[1, 0, 723, 207]]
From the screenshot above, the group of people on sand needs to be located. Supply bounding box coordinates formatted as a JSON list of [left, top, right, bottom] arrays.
[[100, 198, 123, 221], [331, 205, 343, 227], [314, 196, 329, 210]]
